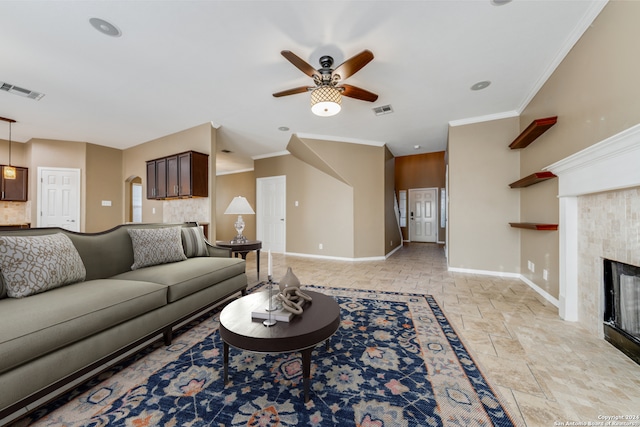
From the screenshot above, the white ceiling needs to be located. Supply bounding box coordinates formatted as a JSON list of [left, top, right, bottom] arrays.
[[0, 1, 607, 174]]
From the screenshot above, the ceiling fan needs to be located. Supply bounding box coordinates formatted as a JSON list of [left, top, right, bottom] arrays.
[[273, 50, 378, 116]]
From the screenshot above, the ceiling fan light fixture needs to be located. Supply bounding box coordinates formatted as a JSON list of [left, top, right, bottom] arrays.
[[310, 86, 342, 117]]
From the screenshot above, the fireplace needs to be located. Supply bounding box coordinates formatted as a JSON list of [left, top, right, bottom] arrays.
[[603, 259, 640, 365], [545, 123, 640, 344]]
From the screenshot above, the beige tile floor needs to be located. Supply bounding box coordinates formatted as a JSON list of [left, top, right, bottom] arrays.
[[244, 243, 640, 427]]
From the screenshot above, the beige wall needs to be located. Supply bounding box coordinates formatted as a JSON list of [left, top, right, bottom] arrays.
[[448, 117, 521, 273], [85, 144, 124, 232], [254, 137, 401, 258], [518, 0, 640, 299], [216, 171, 256, 242], [122, 123, 214, 232], [296, 138, 388, 258], [27, 138, 88, 231], [255, 153, 354, 258]]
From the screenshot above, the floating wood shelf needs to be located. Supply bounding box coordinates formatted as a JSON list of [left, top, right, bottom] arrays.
[[509, 116, 557, 149], [509, 222, 558, 231], [509, 171, 557, 188]]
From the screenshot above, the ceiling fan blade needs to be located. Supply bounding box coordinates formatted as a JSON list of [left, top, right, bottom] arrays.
[[340, 84, 378, 102], [280, 50, 317, 78], [272, 86, 311, 97], [332, 50, 374, 80]]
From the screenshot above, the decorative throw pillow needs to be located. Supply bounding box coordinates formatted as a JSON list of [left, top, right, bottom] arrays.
[[128, 227, 187, 270], [0, 233, 87, 298], [181, 226, 209, 258]]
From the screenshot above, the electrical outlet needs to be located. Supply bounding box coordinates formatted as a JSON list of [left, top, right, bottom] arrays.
[[101, 200, 111, 207], [543, 269, 549, 280], [390, 240, 393, 246], [527, 261, 535, 272], [319, 243, 323, 250]]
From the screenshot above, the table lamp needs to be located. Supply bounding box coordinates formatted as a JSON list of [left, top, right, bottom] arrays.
[[224, 196, 255, 243]]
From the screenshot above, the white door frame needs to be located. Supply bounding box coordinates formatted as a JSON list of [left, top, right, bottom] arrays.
[[256, 175, 286, 253], [37, 167, 82, 230]]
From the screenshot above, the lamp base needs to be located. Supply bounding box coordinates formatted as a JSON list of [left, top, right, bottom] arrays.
[[230, 235, 248, 244], [263, 318, 277, 327]]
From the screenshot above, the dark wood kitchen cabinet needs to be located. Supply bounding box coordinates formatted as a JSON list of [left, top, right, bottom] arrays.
[[1, 166, 28, 201], [146, 158, 167, 199], [146, 151, 208, 199]]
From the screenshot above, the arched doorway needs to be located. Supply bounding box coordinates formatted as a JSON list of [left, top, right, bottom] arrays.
[[125, 176, 143, 223]]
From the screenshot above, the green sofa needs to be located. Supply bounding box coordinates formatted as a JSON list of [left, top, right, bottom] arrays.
[[0, 222, 247, 423]]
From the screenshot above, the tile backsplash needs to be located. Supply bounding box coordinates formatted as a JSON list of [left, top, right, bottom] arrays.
[[578, 186, 640, 336], [162, 198, 209, 225], [0, 201, 30, 225]]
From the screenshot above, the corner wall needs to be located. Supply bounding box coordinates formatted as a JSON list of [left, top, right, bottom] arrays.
[[85, 144, 124, 232], [519, 0, 640, 300], [255, 153, 354, 258], [448, 117, 521, 274]]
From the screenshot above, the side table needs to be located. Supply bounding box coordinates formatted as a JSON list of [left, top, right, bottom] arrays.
[[215, 240, 262, 279]]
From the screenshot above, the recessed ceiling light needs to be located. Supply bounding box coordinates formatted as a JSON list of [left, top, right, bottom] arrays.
[[89, 18, 121, 37], [278, 126, 290, 131], [471, 81, 491, 91], [221, 149, 232, 154], [491, 0, 512, 5]]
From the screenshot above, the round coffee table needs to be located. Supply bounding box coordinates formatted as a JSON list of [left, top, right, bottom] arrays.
[[219, 290, 341, 402]]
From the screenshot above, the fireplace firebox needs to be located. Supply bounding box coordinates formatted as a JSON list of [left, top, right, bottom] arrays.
[[603, 259, 640, 365]]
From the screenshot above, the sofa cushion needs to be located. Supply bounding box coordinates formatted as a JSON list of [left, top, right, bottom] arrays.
[[181, 226, 208, 258], [0, 279, 167, 374], [128, 226, 187, 270], [0, 233, 86, 298], [111, 257, 246, 303]]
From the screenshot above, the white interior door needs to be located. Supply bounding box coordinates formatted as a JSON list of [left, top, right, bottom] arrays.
[[38, 167, 81, 231], [409, 188, 437, 243], [257, 176, 286, 253]]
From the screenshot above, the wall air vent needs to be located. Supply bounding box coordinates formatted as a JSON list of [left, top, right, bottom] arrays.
[[0, 82, 45, 101], [373, 104, 393, 116]]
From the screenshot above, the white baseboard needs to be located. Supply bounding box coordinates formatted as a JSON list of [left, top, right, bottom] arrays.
[[285, 252, 386, 262], [447, 266, 560, 307], [447, 266, 521, 278], [519, 275, 560, 307]]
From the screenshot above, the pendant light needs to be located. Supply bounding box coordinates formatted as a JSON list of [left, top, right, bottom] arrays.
[[2, 117, 16, 180]]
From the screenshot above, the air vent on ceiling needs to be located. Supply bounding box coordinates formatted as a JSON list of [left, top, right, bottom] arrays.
[[0, 82, 45, 101], [372, 104, 393, 116], [220, 149, 233, 154]]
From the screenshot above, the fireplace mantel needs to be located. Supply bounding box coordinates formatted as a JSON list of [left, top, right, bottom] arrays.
[[544, 123, 640, 321]]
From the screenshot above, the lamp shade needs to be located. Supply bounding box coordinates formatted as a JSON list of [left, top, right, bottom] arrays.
[[224, 196, 255, 215], [310, 86, 341, 117]]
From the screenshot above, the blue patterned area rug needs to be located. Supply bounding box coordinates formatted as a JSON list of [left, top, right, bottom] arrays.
[[20, 287, 518, 427]]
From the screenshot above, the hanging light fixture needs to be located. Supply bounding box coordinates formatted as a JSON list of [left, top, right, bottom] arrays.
[[1, 116, 16, 180], [310, 85, 342, 117]]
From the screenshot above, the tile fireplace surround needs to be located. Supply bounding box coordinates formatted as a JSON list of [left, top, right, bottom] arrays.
[[545, 123, 640, 337]]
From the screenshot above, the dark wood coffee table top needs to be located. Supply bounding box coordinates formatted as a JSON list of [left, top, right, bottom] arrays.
[[219, 290, 340, 353]]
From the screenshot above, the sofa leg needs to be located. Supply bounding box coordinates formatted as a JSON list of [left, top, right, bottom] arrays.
[[241, 287, 247, 296], [163, 329, 173, 346]]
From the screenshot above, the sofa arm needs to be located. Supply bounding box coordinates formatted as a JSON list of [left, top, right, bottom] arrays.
[[206, 243, 232, 258]]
